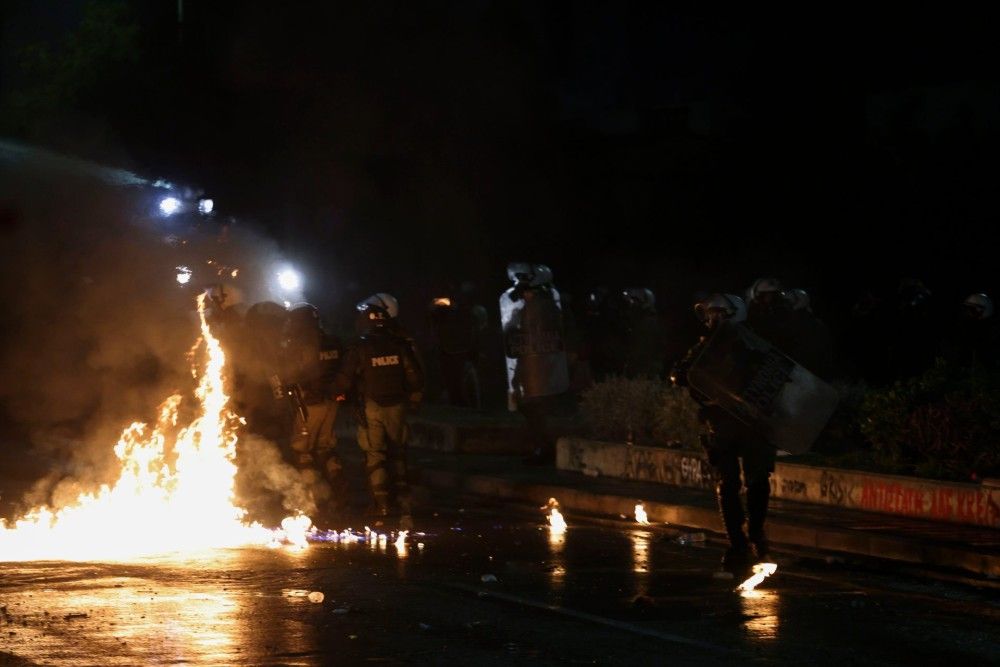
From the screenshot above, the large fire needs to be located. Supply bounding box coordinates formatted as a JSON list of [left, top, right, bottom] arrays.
[[0, 294, 309, 561]]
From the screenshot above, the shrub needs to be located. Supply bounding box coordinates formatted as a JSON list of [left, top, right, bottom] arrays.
[[655, 385, 704, 450], [579, 376, 703, 448], [812, 381, 870, 456], [860, 359, 1000, 481]]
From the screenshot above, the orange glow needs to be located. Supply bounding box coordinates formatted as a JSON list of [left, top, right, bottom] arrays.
[[0, 294, 309, 561], [634, 503, 649, 525], [544, 498, 567, 534], [737, 563, 778, 593]]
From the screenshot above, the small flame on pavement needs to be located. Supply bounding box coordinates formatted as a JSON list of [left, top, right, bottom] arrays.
[[395, 531, 409, 558], [276, 514, 314, 551], [635, 502, 649, 525], [543, 498, 567, 534], [394, 530, 408, 550], [737, 562, 778, 593]]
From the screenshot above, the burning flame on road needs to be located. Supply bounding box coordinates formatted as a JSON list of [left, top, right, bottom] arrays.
[[737, 562, 778, 593], [544, 498, 567, 534], [634, 503, 649, 525], [394, 530, 408, 550], [0, 294, 309, 561]]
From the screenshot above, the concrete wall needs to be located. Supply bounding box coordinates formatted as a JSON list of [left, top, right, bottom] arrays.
[[557, 437, 1000, 529]]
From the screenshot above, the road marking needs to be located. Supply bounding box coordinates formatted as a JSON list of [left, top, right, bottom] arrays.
[[444, 582, 735, 654]]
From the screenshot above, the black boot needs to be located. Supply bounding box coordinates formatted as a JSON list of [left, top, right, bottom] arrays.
[[746, 481, 771, 562], [722, 546, 753, 576], [717, 480, 750, 574]]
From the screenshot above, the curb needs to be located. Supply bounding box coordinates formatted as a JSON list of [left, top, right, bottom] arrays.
[[418, 468, 1000, 578], [558, 437, 1000, 530]]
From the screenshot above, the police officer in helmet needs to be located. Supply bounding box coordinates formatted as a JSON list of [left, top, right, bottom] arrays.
[[500, 263, 570, 465], [240, 301, 293, 443], [672, 293, 772, 575], [335, 294, 424, 530], [428, 288, 487, 409], [284, 302, 345, 519]]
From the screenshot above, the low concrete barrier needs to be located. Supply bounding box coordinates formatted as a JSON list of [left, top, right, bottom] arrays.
[[557, 437, 1000, 529], [407, 418, 531, 454]]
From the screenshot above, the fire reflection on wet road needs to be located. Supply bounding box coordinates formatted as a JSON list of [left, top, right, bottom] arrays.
[[1, 506, 998, 665]]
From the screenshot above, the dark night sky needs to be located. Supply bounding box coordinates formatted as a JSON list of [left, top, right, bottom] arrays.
[[3, 1, 999, 319]]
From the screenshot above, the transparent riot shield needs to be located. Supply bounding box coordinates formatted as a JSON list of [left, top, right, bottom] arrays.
[[688, 322, 838, 454], [500, 286, 569, 408]]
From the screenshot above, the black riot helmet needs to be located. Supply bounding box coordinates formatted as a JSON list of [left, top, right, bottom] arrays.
[[245, 301, 287, 330], [357, 302, 391, 332], [898, 278, 931, 312], [963, 293, 994, 320], [748, 277, 786, 312], [288, 302, 320, 327]]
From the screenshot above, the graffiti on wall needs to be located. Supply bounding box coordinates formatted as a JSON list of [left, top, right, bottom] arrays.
[[780, 478, 807, 496], [568, 440, 1000, 528], [858, 481, 1000, 527], [621, 448, 717, 491], [773, 468, 1000, 528]]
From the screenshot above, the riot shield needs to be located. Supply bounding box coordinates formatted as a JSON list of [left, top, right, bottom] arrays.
[[687, 322, 838, 454], [500, 286, 569, 407]]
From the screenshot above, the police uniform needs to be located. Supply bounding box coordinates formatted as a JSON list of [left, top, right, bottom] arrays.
[[287, 330, 344, 481], [239, 302, 294, 444], [429, 300, 482, 408], [673, 334, 773, 570], [335, 323, 424, 523], [501, 279, 569, 464]]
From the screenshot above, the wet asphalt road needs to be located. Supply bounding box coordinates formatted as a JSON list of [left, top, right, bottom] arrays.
[[2, 500, 999, 666]]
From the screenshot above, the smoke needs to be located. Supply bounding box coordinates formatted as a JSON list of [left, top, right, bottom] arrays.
[[0, 145, 296, 515], [235, 435, 322, 521]]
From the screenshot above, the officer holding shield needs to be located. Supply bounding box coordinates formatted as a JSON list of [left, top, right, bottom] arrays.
[[672, 293, 773, 575], [500, 263, 569, 465]]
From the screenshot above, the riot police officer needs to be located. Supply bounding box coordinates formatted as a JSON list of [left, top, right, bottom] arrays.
[[620, 287, 665, 379], [890, 278, 940, 380], [787, 287, 837, 381], [672, 293, 772, 574], [204, 282, 245, 353], [748, 279, 835, 381], [284, 303, 345, 515], [582, 286, 626, 381], [942, 292, 998, 372], [746, 277, 795, 350], [500, 263, 569, 465], [335, 295, 424, 530], [428, 294, 486, 408], [239, 301, 293, 444]]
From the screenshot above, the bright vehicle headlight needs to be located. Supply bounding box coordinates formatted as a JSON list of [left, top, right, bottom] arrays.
[[160, 196, 182, 216], [277, 268, 301, 292]]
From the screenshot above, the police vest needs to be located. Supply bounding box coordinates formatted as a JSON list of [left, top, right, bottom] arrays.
[[291, 333, 343, 402], [360, 333, 411, 405]]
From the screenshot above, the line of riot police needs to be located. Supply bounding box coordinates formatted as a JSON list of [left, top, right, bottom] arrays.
[[202, 283, 423, 531], [842, 279, 999, 384]]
